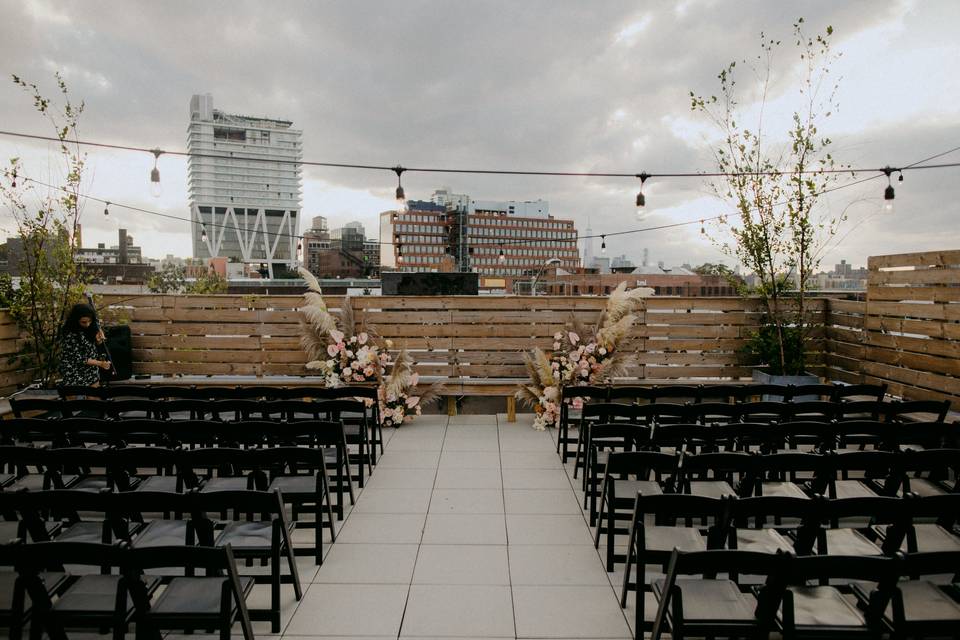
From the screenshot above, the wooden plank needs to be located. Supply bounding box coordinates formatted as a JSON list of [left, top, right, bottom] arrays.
[[133, 362, 263, 376], [864, 332, 960, 359], [865, 316, 960, 340], [861, 375, 958, 410], [869, 269, 958, 286], [866, 285, 960, 303], [0, 324, 21, 340], [129, 308, 301, 323], [828, 299, 866, 314], [861, 346, 960, 377], [867, 302, 948, 321], [860, 361, 960, 396], [868, 250, 960, 270], [635, 353, 745, 365], [126, 322, 302, 337], [133, 336, 270, 350], [132, 349, 306, 364]]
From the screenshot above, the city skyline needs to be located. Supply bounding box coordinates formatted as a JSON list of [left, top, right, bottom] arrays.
[[1, 1, 958, 269]]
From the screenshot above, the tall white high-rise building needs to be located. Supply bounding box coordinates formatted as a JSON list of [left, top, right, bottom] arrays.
[[188, 94, 302, 277]]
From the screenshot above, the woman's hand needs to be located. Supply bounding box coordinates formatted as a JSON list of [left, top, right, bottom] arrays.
[[98, 360, 112, 370]]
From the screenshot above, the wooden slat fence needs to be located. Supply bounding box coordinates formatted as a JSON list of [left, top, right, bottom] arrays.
[[825, 249, 960, 409], [0, 310, 33, 393], [88, 294, 826, 383]]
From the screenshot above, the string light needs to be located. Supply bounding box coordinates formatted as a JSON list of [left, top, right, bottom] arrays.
[[396, 243, 403, 263], [200, 226, 208, 243], [883, 166, 896, 213], [600, 235, 606, 254], [393, 166, 406, 209], [498, 245, 505, 263], [149, 149, 162, 198], [700, 220, 705, 235], [635, 172, 649, 217], [103, 201, 110, 217]]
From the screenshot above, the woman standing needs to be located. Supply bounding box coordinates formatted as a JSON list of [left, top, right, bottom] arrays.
[[59, 303, 111, 388]]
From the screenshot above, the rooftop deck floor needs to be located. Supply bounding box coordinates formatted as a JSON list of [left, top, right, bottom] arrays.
[[271, 413, 634, 640]]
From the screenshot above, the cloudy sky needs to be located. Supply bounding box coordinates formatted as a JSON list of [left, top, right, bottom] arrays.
[[1, 0, 958, 269]]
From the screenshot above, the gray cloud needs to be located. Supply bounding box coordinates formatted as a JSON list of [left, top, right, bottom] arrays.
[[1, 0, 957, 267]]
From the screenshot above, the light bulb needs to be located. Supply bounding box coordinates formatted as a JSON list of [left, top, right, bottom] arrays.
[[149, 148, 163, 198], [149, 168, 162, 198], [600, 236, 606, 254], [883, 184, 895, 214], [104, 202, 110, 217], [200, 227, 208, 243]]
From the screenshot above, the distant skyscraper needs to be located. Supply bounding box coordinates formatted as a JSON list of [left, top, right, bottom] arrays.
[[187, 94, 302, 278], [583, 221, 594, 268]]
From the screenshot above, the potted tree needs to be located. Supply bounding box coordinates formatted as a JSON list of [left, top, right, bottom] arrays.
[[690, 19, 849, 386]]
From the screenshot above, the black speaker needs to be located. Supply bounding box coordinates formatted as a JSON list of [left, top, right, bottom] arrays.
[[101, 325, 132, 382]]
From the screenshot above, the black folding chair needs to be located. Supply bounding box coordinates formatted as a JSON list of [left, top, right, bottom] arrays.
[[126, 544, 255, 640], [884, 551, 960, 638], [778, 554, 897, 639], [832, 383, 886, 403], [725, 495, 821, 555], [650, 549, 790, 640], [558, 384, 608, 462], [885, 400, 950, 424], [594, 450, 677, 570]]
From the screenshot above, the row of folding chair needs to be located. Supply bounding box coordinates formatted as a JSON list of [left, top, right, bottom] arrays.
[[4, 401, 378, 486], [618, 493, 960, 636], [1, 540, 256, 640], [57, 383, 388, 461], [0, 488, 303, 633], [1, 439, 349, 525], [578, 420, 959, 510], [646, 548, 960, 640], [570, 399, 953, 469], [588, 446, 960, 528]]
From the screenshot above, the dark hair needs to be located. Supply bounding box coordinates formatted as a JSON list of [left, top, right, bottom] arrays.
[[63, 303, 97, 336]]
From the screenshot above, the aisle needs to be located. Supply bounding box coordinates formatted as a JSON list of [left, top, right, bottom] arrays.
[[282, 413, 633, 639]]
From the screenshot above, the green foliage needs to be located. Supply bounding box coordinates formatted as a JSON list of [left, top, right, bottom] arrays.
[[186, 271, 228, 294], [742, 324, 805, 376], [690, 20, 847, 375], [147, 263, 186, 293], [1, 73, 91, 386]]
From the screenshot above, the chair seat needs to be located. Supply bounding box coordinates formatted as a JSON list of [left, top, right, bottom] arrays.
[[906, 479, 949, 498], [904, 524, 960, 553], [134, 475, 179, 493], [787, 586, 866, 628], [149, 575, 255, 617], [759, 481, 809, 499], [659, 578, 758, 623], [53, 574, 131, 614], [0, 570, 67, 611], [132, 520, 189, 548], [834, 480, 877, 499], [688, 480, 736, 499], [66, 475, 112, 492], [734, 528, 794, 553], [55, 522, 105, 544], [890, 580, 960, 623], [200, 477, 250, 492], [269, 475, 319, 498], [612, 479, 663, 500], [824, 528, 882, 555], [0, 473, 14, 487], [216, 521, 274, 550], [644, 526, 708, 553]]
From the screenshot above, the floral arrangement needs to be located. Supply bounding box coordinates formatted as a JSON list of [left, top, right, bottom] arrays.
[[377, 348, 441, 427], [298, 267, 439, 426], [298, 267, 389, 387], [516, 282, 651, 430]]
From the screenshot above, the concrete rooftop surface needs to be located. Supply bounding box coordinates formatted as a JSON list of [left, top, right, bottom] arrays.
[[265, 412, 635, 640]]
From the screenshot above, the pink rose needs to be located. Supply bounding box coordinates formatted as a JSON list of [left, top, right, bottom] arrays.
[[329, 329, 344, 343], [568, 331, 580, 345], [358, 332, 368, 344], [327, 344, 338, 357]]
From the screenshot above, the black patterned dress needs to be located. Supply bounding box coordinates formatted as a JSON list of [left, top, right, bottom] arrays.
[[59, 330, 100, 387]]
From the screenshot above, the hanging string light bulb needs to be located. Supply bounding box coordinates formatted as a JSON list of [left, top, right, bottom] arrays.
[[600, 235, 606, 254], [393, 166, 407, 211], [498, 245, 505, 263], [149, 149, 163, 198], [882, 166, 896, 214], [396, 243, 403, 263], [104, 201, 110, 217], [635, 172, 649, 218], [700, 220, 705, 235], [200, 226, 208, 243]]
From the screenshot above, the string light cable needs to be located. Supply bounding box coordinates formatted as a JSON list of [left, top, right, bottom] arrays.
[[8, 144, 960, 248]]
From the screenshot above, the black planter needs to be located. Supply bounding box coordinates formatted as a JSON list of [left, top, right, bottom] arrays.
[[752, 368, 819, 401]]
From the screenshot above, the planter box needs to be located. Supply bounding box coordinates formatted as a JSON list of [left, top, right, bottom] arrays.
[[752, 368, 820, 401]]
